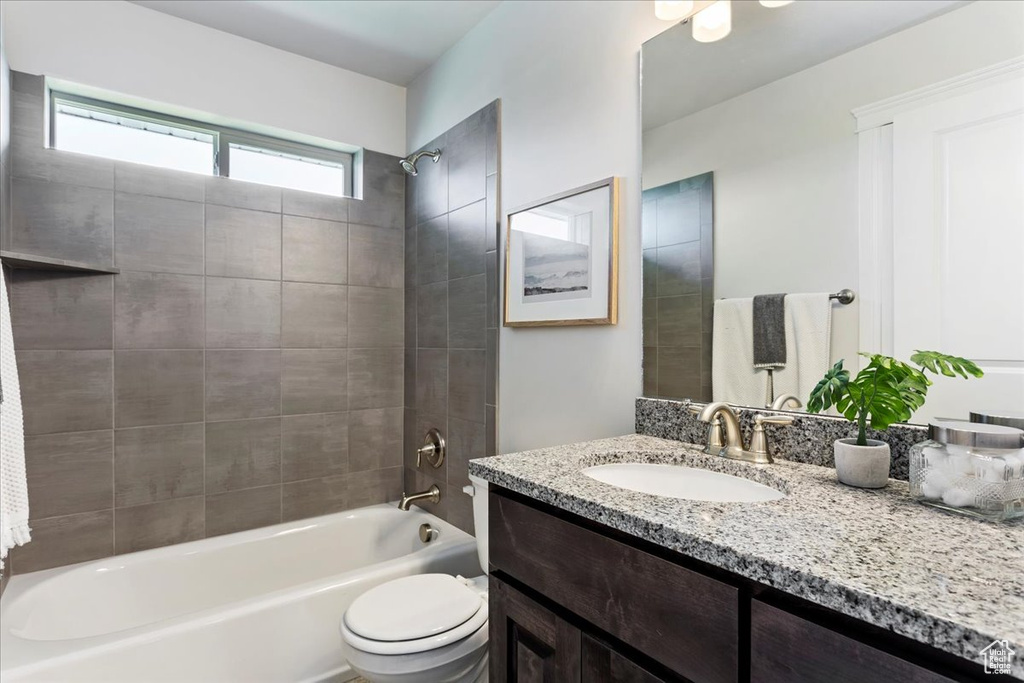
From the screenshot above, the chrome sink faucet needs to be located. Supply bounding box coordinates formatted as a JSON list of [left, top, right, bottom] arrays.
[[696, 402, 793, 465]]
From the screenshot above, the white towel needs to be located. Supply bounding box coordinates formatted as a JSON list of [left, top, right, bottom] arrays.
[[0, 265, 30, 570], [712, 294, 832, 407]]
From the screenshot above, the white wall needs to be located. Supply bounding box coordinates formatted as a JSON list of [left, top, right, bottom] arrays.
[[643, 1, 1024, 368], [407, 2, 666, 453], [4, 0, 406, 156]]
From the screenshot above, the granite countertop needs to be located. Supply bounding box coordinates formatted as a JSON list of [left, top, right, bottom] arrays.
[[468, 434, 1024, 677]]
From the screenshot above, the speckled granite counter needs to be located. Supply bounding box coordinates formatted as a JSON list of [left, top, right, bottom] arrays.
[[469, 434, 1024, 677]]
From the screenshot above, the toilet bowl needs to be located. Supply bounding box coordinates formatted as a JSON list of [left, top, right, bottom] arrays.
[[340, 476, 490, 683]]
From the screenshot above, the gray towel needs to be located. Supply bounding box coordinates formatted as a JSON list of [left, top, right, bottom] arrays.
[[753, 293, 786, 369]]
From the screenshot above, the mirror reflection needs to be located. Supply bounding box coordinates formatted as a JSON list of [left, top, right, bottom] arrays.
[[641, 0, 1024, 423]]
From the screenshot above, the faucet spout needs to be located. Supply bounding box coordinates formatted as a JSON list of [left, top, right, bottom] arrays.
[[697, 402, 745, 458], [398, 485, 441, 511]]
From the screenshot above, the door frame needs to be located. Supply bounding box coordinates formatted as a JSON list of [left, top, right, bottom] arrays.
[[852, 56, 1024, 367]]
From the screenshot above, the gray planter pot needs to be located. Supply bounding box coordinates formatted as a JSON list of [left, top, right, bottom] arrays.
[[834, 438, 891, 489]]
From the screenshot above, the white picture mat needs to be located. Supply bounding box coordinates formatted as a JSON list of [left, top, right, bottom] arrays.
[[507, 185, 611, 323]]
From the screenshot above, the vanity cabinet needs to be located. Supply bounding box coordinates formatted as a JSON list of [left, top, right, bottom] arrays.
[[488, 488, 998, 683]]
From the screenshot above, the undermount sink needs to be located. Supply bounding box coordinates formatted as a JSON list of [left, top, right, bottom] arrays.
[[583, 463, 785, 503]]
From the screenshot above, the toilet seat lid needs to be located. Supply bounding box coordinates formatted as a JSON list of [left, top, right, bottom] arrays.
[[344, 574, 483, 642]]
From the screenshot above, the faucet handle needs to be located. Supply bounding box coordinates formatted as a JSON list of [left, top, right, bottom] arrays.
[[688, 404, 724, 455], [748, 414, 795, 463], [416, 428, 446, 469]]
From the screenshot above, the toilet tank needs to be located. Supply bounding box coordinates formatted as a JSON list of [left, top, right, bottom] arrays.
[[467, 475, 489, 575]]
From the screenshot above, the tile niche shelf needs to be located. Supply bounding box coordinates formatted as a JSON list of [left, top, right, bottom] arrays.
[[0, 250, 120, 274]]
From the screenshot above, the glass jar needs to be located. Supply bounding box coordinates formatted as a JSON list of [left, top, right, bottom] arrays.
[[909, 419, 1024, 522]]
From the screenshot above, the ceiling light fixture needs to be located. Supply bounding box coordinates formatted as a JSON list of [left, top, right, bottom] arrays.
[[654, 0, 695, 21], [692, 0, 732, 43], [759, 0, 794, 7]]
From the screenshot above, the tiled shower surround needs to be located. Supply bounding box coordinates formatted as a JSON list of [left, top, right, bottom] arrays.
[[404, 101, 500, 533], [1, 72, 407, 574]]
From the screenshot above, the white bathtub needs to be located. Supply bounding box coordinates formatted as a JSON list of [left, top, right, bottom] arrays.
[[0, 503, 481, 683]]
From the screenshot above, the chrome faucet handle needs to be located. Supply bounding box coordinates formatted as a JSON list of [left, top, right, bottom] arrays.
[[689, 405, 725, 455], [416, 428, 446, 469], [748, 414, 795, 464]]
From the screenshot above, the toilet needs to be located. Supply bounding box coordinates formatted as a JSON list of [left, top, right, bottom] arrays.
[[340, 475, 490, 683]]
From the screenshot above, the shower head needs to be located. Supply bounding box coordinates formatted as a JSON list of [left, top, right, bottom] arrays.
[[399, 149, 442, 176]]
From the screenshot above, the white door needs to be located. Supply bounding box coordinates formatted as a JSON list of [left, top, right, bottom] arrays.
[[891, 72, 1024, 422]]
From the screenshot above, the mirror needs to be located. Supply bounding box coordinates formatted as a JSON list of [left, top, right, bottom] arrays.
[[641, 0, 1024, 423]]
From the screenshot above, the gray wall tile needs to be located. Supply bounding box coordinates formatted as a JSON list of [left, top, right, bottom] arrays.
[[485, 173, 499, 253], [206, 350, 281, 421], [9, 271, 113, 349], [416, 215, 447, 284], [18, 350, 113, 435], [350, 150, 404, 229], [404, 227, 417, 288], [281, 413, 348, 482], [656, 295, 701, 348], [24, 430, 113, 519], [348, 286, 402, 348], [656, 190, 701, 247], [349, 408, 403, 472], [655, 242, 701, 297], [205, 204, 282, 280], [447, 117, 487, 212], [282, 475, 349, 522], [486, 251, 499, 328], [447, 200, 486, 279], [349, 348, 403, 410], [658, 346, 702, 399], [12, 177, 113, 266], [205, 417, 281, 494], [346, 467, 402, 509], [8, 511, 113, 573], [205, 177, 281, 213], [349, 224, 403, 288], [114, 496, 204, 554], [282, 282, 347, 348], [486, 328, 498, 406], [115, 272, 204, 349], [416, 281, 447, 349], [115, 162, 204, 202], [282, 349, 347, 414], [282, 215, 347, 284], [115, 192, 204, 274], [282, 189, 349, 222], [485, 101, 500, 177], [114, 350, 204, 428], [449, 275, 485, 349], [449, 349, 486, 424], [206, 277, 281, 348], [205, 486, 281, 537], [415, 348, 448, 415], [447, 416, 486, 488], [404, 347, 416, 409], [114, 423, 204, 506]]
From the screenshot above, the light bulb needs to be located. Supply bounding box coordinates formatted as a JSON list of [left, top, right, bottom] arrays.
[[692, 0, 732, 43], [759, 0, 794, 7], [654, 0, 694, 21]]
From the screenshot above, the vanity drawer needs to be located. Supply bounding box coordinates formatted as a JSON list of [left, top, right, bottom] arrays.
[[489, 491, 740, 683], [751, 600, 958, 683]]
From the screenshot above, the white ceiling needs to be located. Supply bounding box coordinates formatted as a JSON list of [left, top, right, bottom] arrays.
[[131, 0, 501, 86], [643, 0, 967, 131]]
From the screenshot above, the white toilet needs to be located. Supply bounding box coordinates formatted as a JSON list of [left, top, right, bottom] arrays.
[[340, 475, 490, 683]]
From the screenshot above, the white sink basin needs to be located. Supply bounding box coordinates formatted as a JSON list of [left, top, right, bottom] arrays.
[[582, 463, 785, 503]]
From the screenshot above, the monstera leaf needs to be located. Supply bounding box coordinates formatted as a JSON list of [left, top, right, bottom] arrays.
[[910, 351, 984, 379]]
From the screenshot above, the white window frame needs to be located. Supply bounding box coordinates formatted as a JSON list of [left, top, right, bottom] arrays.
[[50, 91, 355, 197]]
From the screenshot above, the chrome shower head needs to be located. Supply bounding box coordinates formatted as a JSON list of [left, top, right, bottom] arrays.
[[399, 149, 442, 176]]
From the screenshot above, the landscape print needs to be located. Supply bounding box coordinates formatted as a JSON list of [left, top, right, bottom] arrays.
[[522, 232, 591, 301]]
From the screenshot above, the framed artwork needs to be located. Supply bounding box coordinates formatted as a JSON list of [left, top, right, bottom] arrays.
[[504, 177, 619, 327]]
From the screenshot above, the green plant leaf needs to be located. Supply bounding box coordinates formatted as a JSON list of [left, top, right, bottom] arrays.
[[910, 351, 984, 379], [807, 360, 849, 414]]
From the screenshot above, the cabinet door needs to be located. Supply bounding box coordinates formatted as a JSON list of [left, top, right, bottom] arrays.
[[582, 634, 675, 683], [490, 576, 581, 683]]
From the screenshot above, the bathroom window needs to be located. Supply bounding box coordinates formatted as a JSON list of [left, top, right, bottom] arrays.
[[50, 92, 354, 197]]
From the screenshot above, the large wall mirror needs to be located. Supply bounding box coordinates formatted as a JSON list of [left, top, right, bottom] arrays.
[[641, 0, 1024, 424]]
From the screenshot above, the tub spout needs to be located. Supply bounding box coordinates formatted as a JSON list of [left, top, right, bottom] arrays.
[[398, 485, 441, 511]]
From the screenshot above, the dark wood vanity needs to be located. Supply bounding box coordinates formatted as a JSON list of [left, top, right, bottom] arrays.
[[487, 487, 1008, 683]]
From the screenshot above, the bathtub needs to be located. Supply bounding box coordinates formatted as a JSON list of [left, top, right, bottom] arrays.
[[0, 503, 481, 683]]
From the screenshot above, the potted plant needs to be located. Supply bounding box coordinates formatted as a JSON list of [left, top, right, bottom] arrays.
[[807, 351, 983, 488]]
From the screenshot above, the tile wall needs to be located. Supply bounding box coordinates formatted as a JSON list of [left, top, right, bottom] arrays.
[[404, 102, 500, 533], [2, 72, 406, 574]]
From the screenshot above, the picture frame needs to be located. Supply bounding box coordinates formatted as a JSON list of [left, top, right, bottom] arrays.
[[504, 177, 619, 327]]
